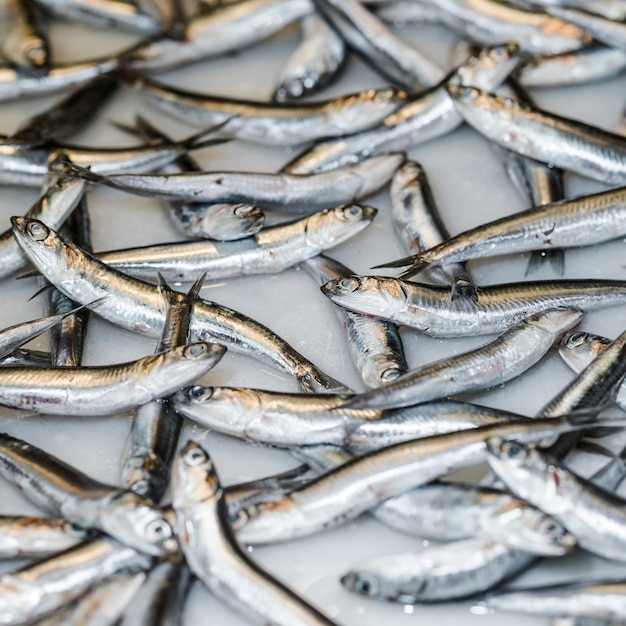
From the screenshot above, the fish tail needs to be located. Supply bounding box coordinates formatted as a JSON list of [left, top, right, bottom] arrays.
[[296, 367, 352, 395]]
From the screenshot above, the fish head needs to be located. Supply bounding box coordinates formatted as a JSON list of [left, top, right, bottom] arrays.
[[102, 492, 178, 556], [330, 87, 409, 132], [321, 275, 409, 320], [341, 570, 385, 600], [452, 42, 520, 90], [559, 330, 611, 372], [486, 438, 571, 516], [391, 159, 426, 191], [485, 500, 575, 556], [524, 307, 583, 337], [172, 440, 220, 510], [304, 204, 377, 249]]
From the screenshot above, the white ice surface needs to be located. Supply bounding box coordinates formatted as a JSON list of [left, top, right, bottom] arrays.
[[0, 12, 624, 626]]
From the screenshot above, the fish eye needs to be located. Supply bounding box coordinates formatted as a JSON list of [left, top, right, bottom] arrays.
[[183, 446, 207, 466], [374, 88, 394, 102], [342, 205, 363, 220], [566, 332, 587, 348], [380, 368, 401, 382], [184, 343, 208, 358], [230, 507, 251, 530], [234, 204, 257, 217], [27, 221, 49, 241], [188, 385, 210, 401], [353, 574, 380, 597], [502, 441, 528, 464], [538, 518, 564, 537], [488, 47, 507, 62], [336, 277, 360, 292], [145, 518, 172, 542], [460, 86, 480, 101]]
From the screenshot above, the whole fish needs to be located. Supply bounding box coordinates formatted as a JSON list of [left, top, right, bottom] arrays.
[[487, 438, 626, 562], [0, 537, 151, 625], [130, 76, 408, 146], [341, 537, 536, 603], [0, 341, 224, 415], [321, 275, 626, 337], [171, 440, 340, 626], [448, 84, 626, 185], [304, 254, 408, 388], [376, 185, 626, 280], [312, 0, 445, 92], [0, 432, 178, 556], [0, 0, 50, 76], [390, 160, 475, 299], [12, 217, 349, 393], [272, 13, 346, 102], [342, 308, 583, 411], [284, 42, 520, 174], [235, 416, 596, 544], [95, 204, 376, 282], [55, 153, 404, 212]]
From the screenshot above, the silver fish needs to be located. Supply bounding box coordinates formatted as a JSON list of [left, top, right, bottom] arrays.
[[130, 76, 408, 146], [0, 432, 178, 556], [96, 204, 376, 282], [272, 13, 346, 102], [342, 308, 583, 411], [390, 160, 475, 299], [372, 0, 441, 24], [0, 341, 224, 415], [304, 254, 408, 388], [449, 83, 626, 185], [487, 438, 626, 562], [11, 217, 349, 393], [171, 440, 340, 626], [341, 537, 536, 603], [284, 42, 520, 174], [312, 0, 445, 92], [321, 275, 626, 337], [546, 5, 626, 50], [378, 185, 626, 280], [57, 153, 404, 212]]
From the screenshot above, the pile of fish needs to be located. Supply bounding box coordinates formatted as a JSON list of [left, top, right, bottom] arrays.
[[0, 0, 625, 624]]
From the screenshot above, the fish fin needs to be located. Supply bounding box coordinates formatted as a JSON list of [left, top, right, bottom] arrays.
[[371, 253, 421, 270], [110, 119, 144, 139], [49, 155, 102, 185], [178, 119, 235, 152], [525, 249, 565, 276], [296, 367, 352, 395], [15, 270, 40, 280], [27, 282, 54, 301], [188, 273, 207, 299], [576, 439, 615, 458]]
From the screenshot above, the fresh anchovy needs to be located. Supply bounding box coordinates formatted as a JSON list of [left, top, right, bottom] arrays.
[[390, 160, 475, 299], [0, 55, 119, 102], [304, 254, 408, 388], [0, 432, 178, 556], [341, 536, 535, 603], [559, 330, 626, 410], [284, 42, 520, 174], [12, 217, 349, 393], [0, 537, 151, 625], [113, 116, 265, 241], [10, 74, 119, 145], [0, 304, 87, 362], [121, 278, 198, 502], [1, 128, 223, 188], [0, 173, 86, 279], [449, 84, 626, 185], [36, 571, 147, 626], [130, 76, 408, 146], [57, 153, 404, 212], [419, 0, 590, 54], [118, 557, 191, 626], [487, 438, 626, 562], [0, 341, 224, 415], [0, 516, 89, 559], [96, 204, 376, 282], [0, 349, 50, 367], [44, 197, 92, 367], [313, 0, 445, 92], [321, 276, 626, 337], [378, 185, 626, 280], [342, 308, 583, 411], [485, 577, 626, 619], [0, 0, 50, 76], [371, 480, 575, 552], [546, 5, 626, 50], [171, 441, 339, 626], [32, 0, 162, 32], [235, 416, 593, 544], [516, 44, 626, 88], [272, 13, 345, 102], [128, 0, 312, 72]]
